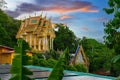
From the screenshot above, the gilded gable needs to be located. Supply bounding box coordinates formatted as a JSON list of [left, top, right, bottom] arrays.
[[16, 15, 55, 52]]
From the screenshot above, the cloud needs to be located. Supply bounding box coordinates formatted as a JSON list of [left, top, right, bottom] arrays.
[[40, 0, 98, 13], [5, 10, 20, 18], [60, 15, 73, 20], [5, 0, 99, 18], [92, 17, 109, 22], [81, 27, 89, 31], [5, 3, 40, 17]]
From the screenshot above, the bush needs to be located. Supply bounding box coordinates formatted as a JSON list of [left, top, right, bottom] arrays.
[[32, 53, 44, 65], [44, 49, 60, 60], [47, 48, 69, 80], [47, 58, 57, 68], [66, 65, 77, 71], [111, 62, 120, 77], [39, 59, 48, 67], [116, 76, 120, 80], [75, 64, 88, 72]]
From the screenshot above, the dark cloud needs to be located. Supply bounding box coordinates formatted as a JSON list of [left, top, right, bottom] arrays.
[[5, 10, 20, 18], [35, 0, 98, 13], [16, 3, 40, 12], [5, 3, 40, 18], [5, 0, 99, 18]]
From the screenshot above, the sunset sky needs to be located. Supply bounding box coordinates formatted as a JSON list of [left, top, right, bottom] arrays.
[[5, 0, 112, 42]]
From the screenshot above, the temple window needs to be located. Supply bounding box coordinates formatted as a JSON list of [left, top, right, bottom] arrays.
[[31, 20, 37, 23]]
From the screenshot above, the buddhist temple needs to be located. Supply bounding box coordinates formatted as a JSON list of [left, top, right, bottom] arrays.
[[16, 14, 55, 52]]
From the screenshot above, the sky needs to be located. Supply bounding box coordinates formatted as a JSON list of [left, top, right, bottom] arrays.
[[4, 0, 112, 42]]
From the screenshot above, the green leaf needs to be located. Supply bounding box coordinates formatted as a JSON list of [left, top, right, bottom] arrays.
[[103, 8, 114, 14], [108, 0, 115, 7], [112, 55, 120, 63]]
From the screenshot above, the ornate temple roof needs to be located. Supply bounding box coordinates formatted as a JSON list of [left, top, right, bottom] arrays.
[[16, 14, 55, 38]]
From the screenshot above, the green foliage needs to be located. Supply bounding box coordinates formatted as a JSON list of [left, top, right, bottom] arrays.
[[116, 76, 120, 80], [81, 38, 113, 72], [0, 9, 20, 47], [66, 65, 77, 71], [111, 62, 120, 77], [10, 39, 34, 80], [112, 55, 120, 63], [47, 48, 69, 80], [44, 49, 60, 60], [66, 64, 87, 72], [32, 52, 44, 65], [104, 0, 120, 76], [38, 59, 48, 67], [0, 23, 10, 46], [47, 58, 57, 68], [54, 24, 80, 52], [32, 52, 57, 67], [74, 64, 87, 72]]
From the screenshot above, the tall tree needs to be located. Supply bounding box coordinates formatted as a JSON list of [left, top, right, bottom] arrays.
[[54, 24, 80, 52], [81, 38, 113, 73], [10, 39, 34, 80], [0, 9, 20, 47], [104, 0, 120, 76], [0, 23, 10, 45], [47, 48, 70, 80]]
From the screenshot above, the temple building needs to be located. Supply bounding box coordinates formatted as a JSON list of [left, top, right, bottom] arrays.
[[70, 45, 89, 68], [16, 14, 55, 52], [0, 45, 14, 64]]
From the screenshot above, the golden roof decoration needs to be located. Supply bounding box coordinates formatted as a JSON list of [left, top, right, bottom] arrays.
[[16, 14, 55, 39]]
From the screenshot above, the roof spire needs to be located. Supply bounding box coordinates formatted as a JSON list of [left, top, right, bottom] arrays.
[[49, 16, 52, 22], [40, 11, 43, 17], [24, 16, 26, 20], [29, 14, 31, 18], [35, 12, 36, 16], [44, 12, 47, 19]]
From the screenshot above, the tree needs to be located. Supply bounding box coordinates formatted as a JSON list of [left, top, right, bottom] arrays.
[[104, 0, 120, 76], [0, 23, 10, 45], [44, 49, 60, 60], [0, 9, 20, 47], [47, 48, 69, 80], [0, 0, 7, 9], [54, 24, 80, 52], [81, 38, 113, 73], [10, 39, 34, 80]]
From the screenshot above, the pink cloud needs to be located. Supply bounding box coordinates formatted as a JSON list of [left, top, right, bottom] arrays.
[[45, 6, 98, 13], [60, 15, 73, 20], [81, 27, 89, 31]]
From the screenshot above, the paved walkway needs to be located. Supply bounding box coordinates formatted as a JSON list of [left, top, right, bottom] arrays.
[[0, 65, 50, 80], [0, 65, 11, 80]]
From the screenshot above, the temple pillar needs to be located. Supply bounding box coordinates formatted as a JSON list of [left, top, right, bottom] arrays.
[[45, 37, 48, 51], [34, 35, 37, 50], [43, 37, 46, 51], [27, 33, 30, 45], [51, 38, 54, 49], [49, 37, 51, 49], [30, 34, 32, 47], [38, 38, 41, 51]]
